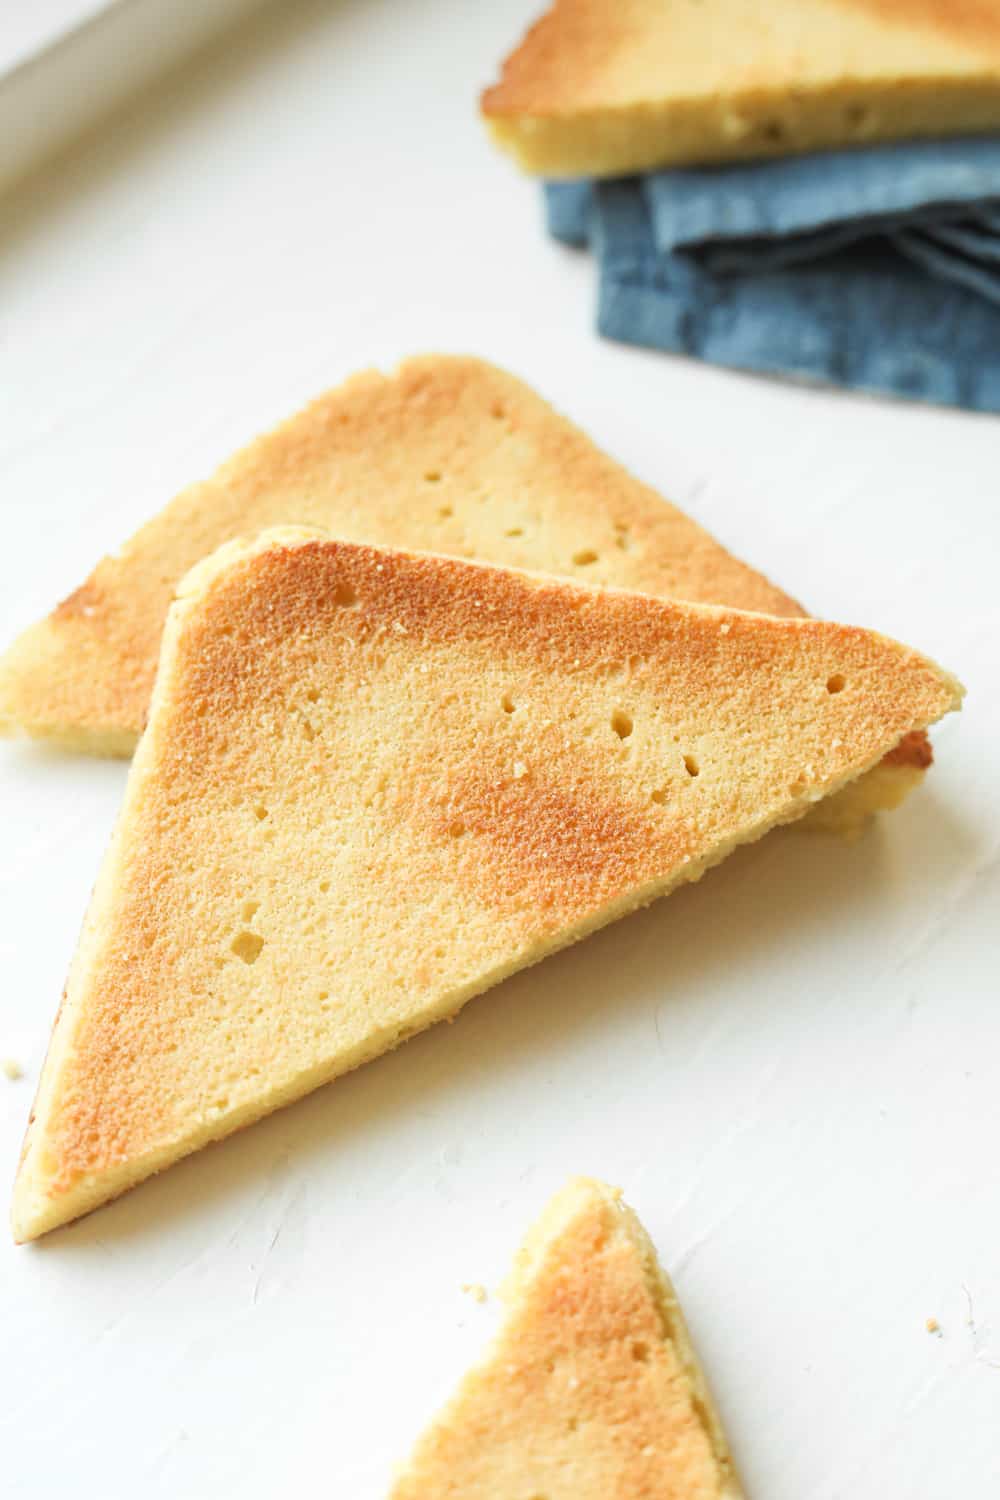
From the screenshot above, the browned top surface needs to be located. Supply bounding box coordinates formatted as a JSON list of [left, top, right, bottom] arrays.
[[0, 355, 803, 745], [391, 1178, 736, 1497], [482, 0, 1000, 117], [0, 355, 930, 774], [840, 0, 1000, 48], [20, 536, 958, 1216], [484, 0, 636, 116]]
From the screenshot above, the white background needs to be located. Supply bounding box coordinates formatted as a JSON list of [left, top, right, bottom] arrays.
[[0, 0, 272, 194], [1, 2, 998, 1495]]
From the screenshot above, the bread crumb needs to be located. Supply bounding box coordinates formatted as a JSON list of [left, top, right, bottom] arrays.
[[2, 1058, 23, 1081], [926, 1317, 940, 1334], [462, 1282, 487, 1303], [513, 761, 528, 779]]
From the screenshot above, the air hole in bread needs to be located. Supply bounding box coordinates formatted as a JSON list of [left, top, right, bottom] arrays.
[[448, 820, 466, 839], [501, 693, 516, 714], [231, 931, 264, 965], [333, 582, 358, 608], [302, 719, 316, 742], [241, 900, 259, 922], [651, 788, 668, 805], [254, 804, 269, 821], [490, 402, 505, 421], [611, 709, 633, 740], [318, 880, 330, 894], [437, 504, 453, 519], [683, 754, 699, 778], [566, 1416, 579, 1433], [424, 469, 442, 483], [826, 673, 846, 694], [505, 526, 524, 538], [632, 1340, 650, 1362], [573, 548, 599, 566], [306, 687, 320, 703]]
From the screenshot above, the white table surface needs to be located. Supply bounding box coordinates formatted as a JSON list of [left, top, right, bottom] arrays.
[[2, 2, 998, 1495]]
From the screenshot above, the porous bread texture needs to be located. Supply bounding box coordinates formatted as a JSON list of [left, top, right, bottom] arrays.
[[12, 531, 962, 1240], [0, 356, 800, 752], [482, 0, 1000, 177], [0, 355, 930, 832], [390, 1177, 743, 1498]]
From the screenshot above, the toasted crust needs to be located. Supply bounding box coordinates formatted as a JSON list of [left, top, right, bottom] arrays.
[[482, 0, 1000, 176], [390, 1177, 743, 1498], [12, 532, 961, 1240], [0, 357, 801, 751], [0, 355, 930, 828]]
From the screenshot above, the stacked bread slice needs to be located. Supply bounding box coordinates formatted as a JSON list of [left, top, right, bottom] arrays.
[[0, 356, 932, 833], [482, 0, 1000, 177], [4, 357, 963, 1499], [12, 527, 959, 1241]]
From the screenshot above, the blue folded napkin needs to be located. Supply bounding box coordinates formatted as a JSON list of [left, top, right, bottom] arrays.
[[545, 138, 1000, 411]]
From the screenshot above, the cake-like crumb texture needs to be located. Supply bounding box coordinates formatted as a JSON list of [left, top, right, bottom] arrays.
[[0, 356, 931, 829], [391, 1177, 742, 1498], [482, 0, 1000, 176], [0, 355, 801, 751], [11, 531, 961, 1240]]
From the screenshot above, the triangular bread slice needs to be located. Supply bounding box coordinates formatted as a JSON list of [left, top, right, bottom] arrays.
[[12, 530, 960, 1240], [0, 356, 928, 834], [390, 1177, 742, 1498], [0, 355, 803, 753], [483, 0, 1000, 177]]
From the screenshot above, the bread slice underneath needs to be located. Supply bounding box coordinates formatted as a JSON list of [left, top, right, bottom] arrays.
[[11, 530, 961, 1240], [390, 1177, 742, 1499], [0, 355, 928, 834], [483, 0, 1000, 177]]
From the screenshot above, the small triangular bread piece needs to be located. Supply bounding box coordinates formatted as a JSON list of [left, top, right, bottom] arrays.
[[0, 356, 932, 830], [390, 1177, 742, 1498], [12, 531, 961, 1240], [483, 1, 1000, 177]]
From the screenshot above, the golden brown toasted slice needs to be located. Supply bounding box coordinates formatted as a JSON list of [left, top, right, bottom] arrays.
[[0, 356, 802, 754], [12, 531, 961, 1240], [390, 1177, 742, 1499], [0, 355, 931, 833], [483, 0, 1000, 177]]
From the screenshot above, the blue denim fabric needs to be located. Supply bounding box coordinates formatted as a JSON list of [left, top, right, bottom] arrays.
[[543, 138, 1000, 410]]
